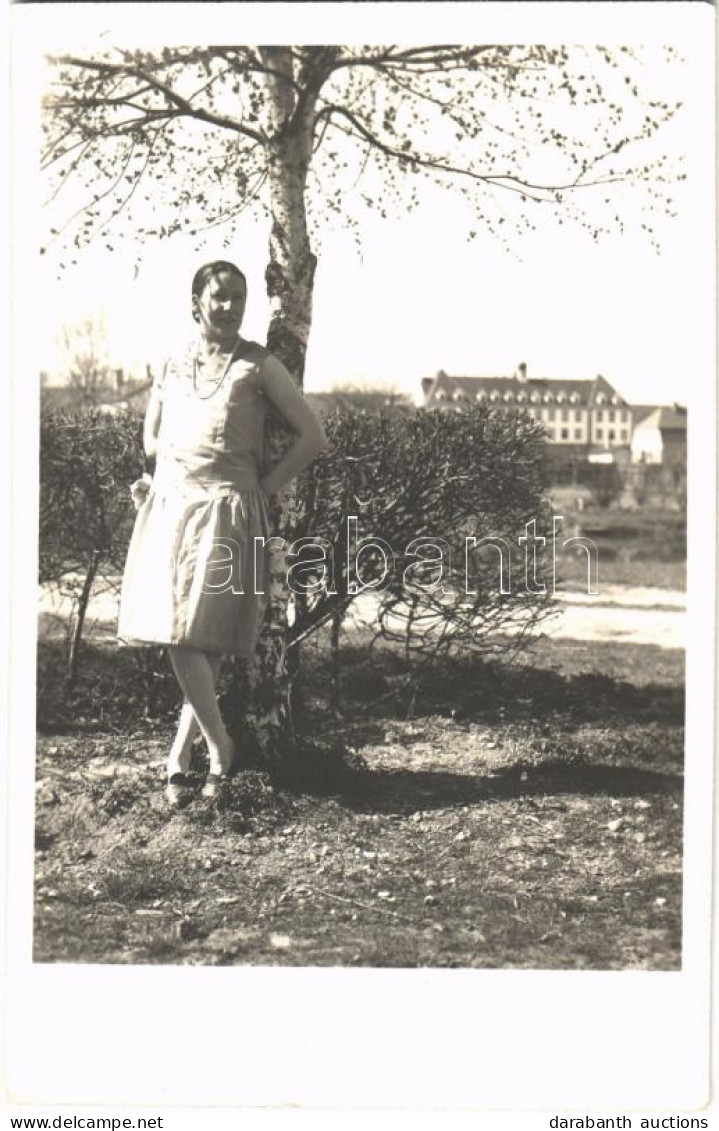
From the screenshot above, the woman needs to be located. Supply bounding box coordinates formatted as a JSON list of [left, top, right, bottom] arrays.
[[117, 260, 328, 805]]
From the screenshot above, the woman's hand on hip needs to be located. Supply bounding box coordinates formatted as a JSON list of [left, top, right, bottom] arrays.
[[130, 473, 153, 511]]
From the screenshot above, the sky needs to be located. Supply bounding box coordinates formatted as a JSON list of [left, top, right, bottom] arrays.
[[34, 39, 713, 410]]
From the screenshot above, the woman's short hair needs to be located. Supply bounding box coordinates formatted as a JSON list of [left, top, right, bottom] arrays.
[[191, 261, 247, 309]]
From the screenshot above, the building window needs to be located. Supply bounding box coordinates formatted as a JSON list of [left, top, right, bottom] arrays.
[[596, 428, 604, 440], [574, 409, 583, 422], [620, 429, 628, 441], [561, 408, 569, 422], [596, 409, 603, 422], [608, 429, 616, 441], [560, 428, 569, 440], [574, 428, 582, 440], [608, 409, 615, 423]]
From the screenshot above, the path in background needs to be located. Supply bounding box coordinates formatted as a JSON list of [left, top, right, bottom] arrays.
[[346, 587, 685, 650], [39, 577, 686, 651]]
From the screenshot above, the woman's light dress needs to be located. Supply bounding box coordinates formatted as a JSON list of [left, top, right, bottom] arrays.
[[117, 338, 273, 658]]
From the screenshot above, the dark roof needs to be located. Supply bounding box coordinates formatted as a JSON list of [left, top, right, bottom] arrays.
[[631, 404, 656, 424], [634, 406, 687, 432], [632, 404, 687, 430], [424, 370, 628, 407]]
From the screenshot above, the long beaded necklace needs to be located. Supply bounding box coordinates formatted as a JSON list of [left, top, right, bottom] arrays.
[[192, 339, 239, 400]]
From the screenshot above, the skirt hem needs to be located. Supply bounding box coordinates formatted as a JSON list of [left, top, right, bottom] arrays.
[[116, 635, 255, 659]]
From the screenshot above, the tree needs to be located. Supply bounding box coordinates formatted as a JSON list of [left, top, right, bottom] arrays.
[[290, 403, 557, 719], [41, 44, 682, 761], [59, 313, 113, 405], [320, 384, 413, 414]]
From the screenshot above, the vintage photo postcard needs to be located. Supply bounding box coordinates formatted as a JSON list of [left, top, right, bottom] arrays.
[[4, 0, 716, 1119]]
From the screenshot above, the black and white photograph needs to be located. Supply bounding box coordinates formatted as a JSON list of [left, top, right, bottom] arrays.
[[5, 0, 715, 1117]]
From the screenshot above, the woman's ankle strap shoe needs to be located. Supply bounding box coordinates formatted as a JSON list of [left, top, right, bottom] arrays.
[[166, 772, 194, 808]]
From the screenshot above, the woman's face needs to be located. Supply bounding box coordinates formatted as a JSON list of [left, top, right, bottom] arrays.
[[193, 270, 247, 345]]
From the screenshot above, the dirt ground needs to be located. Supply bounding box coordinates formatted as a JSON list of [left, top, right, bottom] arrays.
[[34, 636, 684, 969]]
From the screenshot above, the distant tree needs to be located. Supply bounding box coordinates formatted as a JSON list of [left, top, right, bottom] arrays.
[[581, 463, 625, 509], [42, 44, 682, 761], [59, 313, 112, 406], [324, 383, 413, 414]]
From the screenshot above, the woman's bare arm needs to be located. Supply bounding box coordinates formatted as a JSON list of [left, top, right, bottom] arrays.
[[258, 355, 330, 496], [142, 369, 165, 468]]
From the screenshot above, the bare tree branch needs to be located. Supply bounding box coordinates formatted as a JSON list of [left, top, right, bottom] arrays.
[[316, 102, 622, 202], [47, 54, 267, 145]]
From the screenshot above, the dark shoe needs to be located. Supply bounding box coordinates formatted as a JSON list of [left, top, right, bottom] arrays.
[[166, 772, 193, 808], [200, 772, 227, 801], [201, 743, 239, 799]]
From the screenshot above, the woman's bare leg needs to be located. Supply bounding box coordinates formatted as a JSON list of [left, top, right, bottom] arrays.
[[166, 703, 199, 777], [166, 653, 222, 776], [167, 646, 232, 774]]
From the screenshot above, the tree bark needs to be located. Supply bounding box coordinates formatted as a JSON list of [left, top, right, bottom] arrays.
[[239, 48, 320, 767], [261, 48, 318, 377], [329, 608, 343, 719], [65, 548, 101, 692]]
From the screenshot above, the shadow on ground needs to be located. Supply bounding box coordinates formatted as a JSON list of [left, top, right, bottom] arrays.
[[310, 647, 685, 729], [318, 761, 682, 816], [38, 634, 684, 737]]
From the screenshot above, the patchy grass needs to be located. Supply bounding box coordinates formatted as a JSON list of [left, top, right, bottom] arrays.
[[34, 635, 684, 969], [559, 556, 685, 592], [555, 507, 685, 591]]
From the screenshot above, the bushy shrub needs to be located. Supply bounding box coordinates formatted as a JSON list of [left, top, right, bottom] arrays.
[[581, 463, 624, 509], [285, 404, 557, 661], [38, 402, 557, 700], [39, 407, 146, 689], [39, 407, 143, 582]]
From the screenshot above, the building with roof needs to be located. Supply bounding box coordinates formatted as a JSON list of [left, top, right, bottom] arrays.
[[630, 404, 687, 465], [306, 389, 413, 416], [421, 363, 633, 458], [40, 367, 154, 413]]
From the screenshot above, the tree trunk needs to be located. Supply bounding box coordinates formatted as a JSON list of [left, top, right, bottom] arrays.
[[238, 48, 319, 768], [65, 548, 101, 692], [329, 609, 343, 719]]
